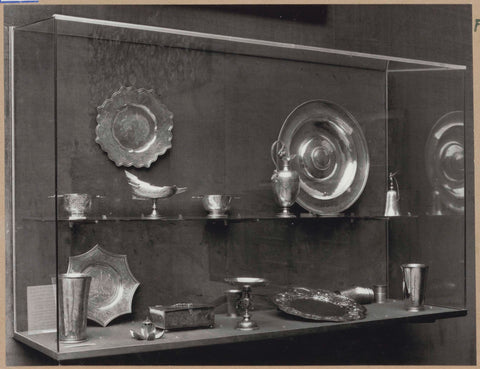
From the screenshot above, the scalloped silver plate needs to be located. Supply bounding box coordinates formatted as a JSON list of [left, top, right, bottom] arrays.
[[273, 287, 366, 322], [67, 244, 140, 327], [96, 86, 173, 168]]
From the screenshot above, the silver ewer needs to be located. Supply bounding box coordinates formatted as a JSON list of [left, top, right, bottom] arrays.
[[58, 273, 92, 343], [271, 140, 300, 218]]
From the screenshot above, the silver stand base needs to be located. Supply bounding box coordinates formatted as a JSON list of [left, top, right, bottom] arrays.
[[276, 208, 296, 218], [235, 318, 259, 331]]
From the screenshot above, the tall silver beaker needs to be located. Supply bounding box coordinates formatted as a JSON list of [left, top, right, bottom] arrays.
[[58, 273, 92, 343], [401, 263, 428, 311]]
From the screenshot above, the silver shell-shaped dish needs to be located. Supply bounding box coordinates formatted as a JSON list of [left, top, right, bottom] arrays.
[[273, 287, 366, 322], [67, 244, 140, 327], [425, 111, 464, 213], [96, 86, 173, 168], [278, 100, 369, 215]]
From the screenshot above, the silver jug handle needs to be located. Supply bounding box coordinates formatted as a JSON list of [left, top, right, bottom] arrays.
[[271, 140, 285, 170]]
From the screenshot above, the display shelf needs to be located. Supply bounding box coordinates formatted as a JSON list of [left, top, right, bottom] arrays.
[[14, 301, 466, 362]]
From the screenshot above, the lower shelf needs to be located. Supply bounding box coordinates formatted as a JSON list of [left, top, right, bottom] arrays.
[[14, 301, 466, 361]]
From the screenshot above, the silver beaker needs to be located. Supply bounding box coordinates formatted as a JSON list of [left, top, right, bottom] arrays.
[[401, 263, 428, 311], [58, 273, 92, 343], [225, 289, 242, 317], [373, 284, 387, 304]]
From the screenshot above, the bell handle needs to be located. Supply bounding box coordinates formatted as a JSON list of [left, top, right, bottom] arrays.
[[389, 170, 401, 201]]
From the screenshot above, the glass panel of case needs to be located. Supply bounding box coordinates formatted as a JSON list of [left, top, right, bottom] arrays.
[[387, 68, 466, 308], [12, 17, 58, 348]]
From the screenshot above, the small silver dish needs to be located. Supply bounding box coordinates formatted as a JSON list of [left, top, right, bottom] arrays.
[[49, 193, 105, 220], [193, 194, 239, 219], [130, 317, 165, 341], [62, 193, 91, 220], [48, 193, 92, 220]]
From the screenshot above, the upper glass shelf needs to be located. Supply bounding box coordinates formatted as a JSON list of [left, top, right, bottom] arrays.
[[14, 14, 466, 73], [24, 213, 419, 223]]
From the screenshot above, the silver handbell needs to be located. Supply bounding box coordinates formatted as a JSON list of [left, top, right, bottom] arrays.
[[384, 172, 400, 216]]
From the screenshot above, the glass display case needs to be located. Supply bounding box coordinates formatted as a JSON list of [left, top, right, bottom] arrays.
[[9, 14, 467, 361]]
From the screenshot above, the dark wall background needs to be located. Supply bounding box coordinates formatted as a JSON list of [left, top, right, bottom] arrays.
[[4, 4, 474, 366]]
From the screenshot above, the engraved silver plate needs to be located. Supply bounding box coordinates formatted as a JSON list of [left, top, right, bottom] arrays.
[[96, 86, 173, 168], [425, 111, 464, 213], [273, 287, 366, 322], [278, 100, 369, 215], [67, 244, 140, 327]]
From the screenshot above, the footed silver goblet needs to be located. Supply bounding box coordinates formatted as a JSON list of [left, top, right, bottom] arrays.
[[224, 277, 268, 330]]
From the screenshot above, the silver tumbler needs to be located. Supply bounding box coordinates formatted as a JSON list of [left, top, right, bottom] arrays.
[[225, 289, 242, 317], [58, 273, 92, 343], [401, 263, 428, 311], [373, 284, 387, 303]]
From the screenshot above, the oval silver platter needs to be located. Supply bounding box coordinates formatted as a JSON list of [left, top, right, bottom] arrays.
[[273, 287, 366, 322], [278, 100, 370, 215], [67, 244, 140, 327], [425, 111, 464, 213], [96, 86, 173, 168]]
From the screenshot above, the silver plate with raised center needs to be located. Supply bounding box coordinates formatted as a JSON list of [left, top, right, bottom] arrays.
[[278, 100, 369, 215]]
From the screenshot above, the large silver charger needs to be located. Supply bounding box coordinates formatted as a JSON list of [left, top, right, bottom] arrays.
[[425, 111, 464, 213], [278, 100, 370, 215]]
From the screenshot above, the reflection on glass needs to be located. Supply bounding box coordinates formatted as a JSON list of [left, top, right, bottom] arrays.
[[425, 111, 464, 215]]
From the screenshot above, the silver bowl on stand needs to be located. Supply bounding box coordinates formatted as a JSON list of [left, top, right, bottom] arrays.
[[194, 194, 239, 219]]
